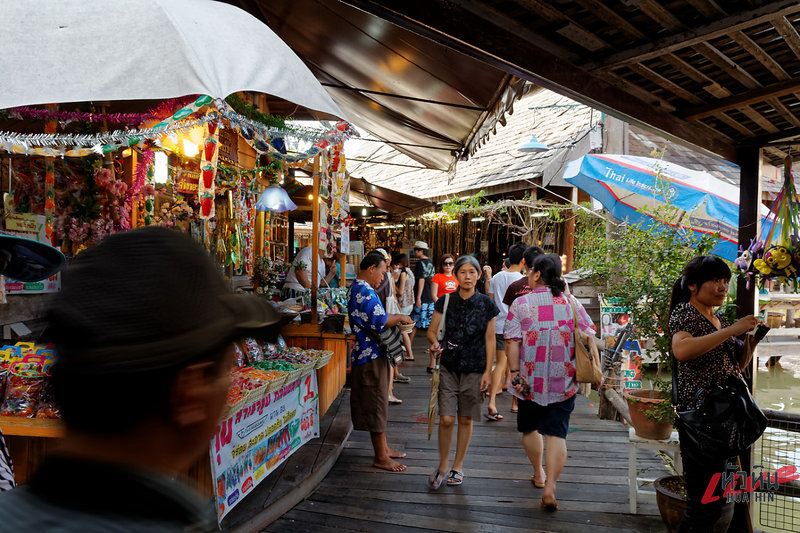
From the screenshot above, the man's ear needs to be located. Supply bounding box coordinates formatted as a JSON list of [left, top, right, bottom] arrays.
[[170, 361, 214, 426]]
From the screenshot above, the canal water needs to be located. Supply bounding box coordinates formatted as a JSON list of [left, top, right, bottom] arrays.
[[755, 354, 800, 414]]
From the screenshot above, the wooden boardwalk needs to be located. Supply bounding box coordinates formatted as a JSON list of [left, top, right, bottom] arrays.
[[266, 336, 670, 533]]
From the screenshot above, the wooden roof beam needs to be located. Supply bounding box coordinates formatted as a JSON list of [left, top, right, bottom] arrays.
[[514, 0, 611, 52], [742, 126, 800, 146], [590, 0, 800, 69], [692, 41, 761, 90], [687, 0, 728, 20], [766, 97, 800, 128], [635, 0, 685, 32], [573, 0, 646, 41], [624, 63, 706, 104], [338, 0, 738, 163], [680, 78, 800, 119], [658, 54, 732, 98], [772, 16, 800, 60], [739, 107, 779, 134], [728, 30, 790, 81]]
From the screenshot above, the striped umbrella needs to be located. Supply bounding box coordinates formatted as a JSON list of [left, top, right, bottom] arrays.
[[564, 154, 769, 261]]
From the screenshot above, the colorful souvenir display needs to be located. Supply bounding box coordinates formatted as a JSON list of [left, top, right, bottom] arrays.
[[0, 342, 56, 418], [224, 338, 331, 409], [736, 155, 800, 289]]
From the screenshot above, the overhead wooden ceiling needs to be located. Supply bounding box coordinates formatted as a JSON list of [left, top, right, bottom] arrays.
[[339, 0, 800, 166]]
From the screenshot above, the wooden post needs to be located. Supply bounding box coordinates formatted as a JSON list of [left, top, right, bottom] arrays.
[[563, 188, 577, 273], [123, 151, 138, 227], [734, 146, 761, 526], [255, 210, 265, 258], [311, 156, 321, 323]]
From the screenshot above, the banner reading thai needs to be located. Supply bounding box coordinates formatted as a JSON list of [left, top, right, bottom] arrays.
[[210, 371, 319, 520]]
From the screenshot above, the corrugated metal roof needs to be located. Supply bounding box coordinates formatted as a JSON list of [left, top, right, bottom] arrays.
[[348, 88, 599, 201]]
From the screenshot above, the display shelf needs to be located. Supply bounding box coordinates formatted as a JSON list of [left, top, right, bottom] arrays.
[[0, 416, 64, 438]]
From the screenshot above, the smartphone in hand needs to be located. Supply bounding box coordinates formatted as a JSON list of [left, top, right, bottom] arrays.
[[754, 324, 770, 342]]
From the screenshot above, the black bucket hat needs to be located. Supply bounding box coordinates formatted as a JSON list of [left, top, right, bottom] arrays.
[[0, 233, 65, 282], [46, 226, 279, 374]]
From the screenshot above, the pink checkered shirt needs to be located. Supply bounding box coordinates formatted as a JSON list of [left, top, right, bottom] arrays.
[[504, 287, 596, 406]]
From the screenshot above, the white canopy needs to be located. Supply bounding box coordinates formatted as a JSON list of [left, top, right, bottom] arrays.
[[0, 0, 344, 119]]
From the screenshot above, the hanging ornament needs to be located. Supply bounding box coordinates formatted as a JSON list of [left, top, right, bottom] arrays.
[[736, 154, 800, 288], [198, 117, 218, 220]]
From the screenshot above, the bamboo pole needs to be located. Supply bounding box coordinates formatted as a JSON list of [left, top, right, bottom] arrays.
[[311, 155, 321, 323]]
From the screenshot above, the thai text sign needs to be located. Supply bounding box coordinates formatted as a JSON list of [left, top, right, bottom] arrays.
[[210, 371, 319, 520], [3, 213, 61, 295]]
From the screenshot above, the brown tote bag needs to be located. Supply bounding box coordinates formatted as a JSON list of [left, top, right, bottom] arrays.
[[569, 298, 603, 385]]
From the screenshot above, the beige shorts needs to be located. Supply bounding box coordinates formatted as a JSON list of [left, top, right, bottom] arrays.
[[350, 356, 390, 433], [438, 366, 483, 420]]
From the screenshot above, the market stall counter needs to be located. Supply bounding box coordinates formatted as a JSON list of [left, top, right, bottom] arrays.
[[279, 322, 352, 417], [0, 335, 345, 525]]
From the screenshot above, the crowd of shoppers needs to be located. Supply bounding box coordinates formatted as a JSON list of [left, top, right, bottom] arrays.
[[344, 240, 758, 530]]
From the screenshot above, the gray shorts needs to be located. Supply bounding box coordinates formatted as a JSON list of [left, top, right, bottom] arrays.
[[438, 366, 483, 420], [495, 334, 505, 352]]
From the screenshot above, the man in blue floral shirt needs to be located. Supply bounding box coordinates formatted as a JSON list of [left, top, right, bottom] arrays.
[[348, 252, 414, 472]]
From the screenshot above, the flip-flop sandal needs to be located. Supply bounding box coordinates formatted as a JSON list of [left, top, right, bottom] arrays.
[[510, 407, 519, 414], [426, 367, 435, 374], [484, 411, 503, 421], [428, 469, 447, 490], [531, 476, 546, 488], [446, 470, 463, 486]]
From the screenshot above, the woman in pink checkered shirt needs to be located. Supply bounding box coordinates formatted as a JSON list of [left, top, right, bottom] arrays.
[[504, 253, 595, 511]]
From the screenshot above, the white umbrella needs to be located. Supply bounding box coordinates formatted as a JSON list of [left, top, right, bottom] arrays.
[[0, 0, 343, 119]]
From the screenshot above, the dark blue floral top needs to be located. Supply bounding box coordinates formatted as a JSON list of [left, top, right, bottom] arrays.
[[347, 279, 388, 367]]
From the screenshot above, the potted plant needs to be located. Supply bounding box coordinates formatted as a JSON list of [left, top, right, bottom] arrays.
[[251, 256, 305, 299], [654, 475, 686, 533], [574, 202, 718, 437]]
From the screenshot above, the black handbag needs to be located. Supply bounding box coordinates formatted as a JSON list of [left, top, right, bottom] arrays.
[[364, 326, 406, 367], [673, 349, 767, 461]]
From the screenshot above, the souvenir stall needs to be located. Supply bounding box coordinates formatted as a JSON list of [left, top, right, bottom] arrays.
[[0, 95, 356, 521], [280, 146, 353, 419]]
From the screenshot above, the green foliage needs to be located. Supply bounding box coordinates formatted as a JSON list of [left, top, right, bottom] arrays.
[[225, 94, 289, 130], [70, 157, 104, 221], [574, 204, 718, 422], [573, 202, 605, 268], [252, 256, 306, 293], [441, 190, 487, 218]]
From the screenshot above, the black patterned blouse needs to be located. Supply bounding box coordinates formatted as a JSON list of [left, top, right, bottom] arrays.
[[668, 302, 741, 410], [435, 290, 499, 373]]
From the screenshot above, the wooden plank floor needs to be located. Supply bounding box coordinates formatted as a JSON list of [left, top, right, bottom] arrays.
[[266, 335, 669, 532]]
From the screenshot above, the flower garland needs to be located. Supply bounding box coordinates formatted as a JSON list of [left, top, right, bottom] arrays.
[[0, 94, 357, 169], [7, 107, 152, 127], [4, 95, 200, 128]]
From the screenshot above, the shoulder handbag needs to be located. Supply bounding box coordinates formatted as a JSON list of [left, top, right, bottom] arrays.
[[569, 297, 603, 385], [435, 293, 451, 342], [349, 284, 406, 367], [673, 346, 767, 461], [363, 325, 406, 367]]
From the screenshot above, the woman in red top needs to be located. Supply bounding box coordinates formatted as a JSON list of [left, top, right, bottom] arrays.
[[431, 254, 458, 301]]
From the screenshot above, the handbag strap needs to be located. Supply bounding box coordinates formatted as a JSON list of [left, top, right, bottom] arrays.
[[568, 295, 581, 344], [438, 293, 451, 341], [671, 353, 679, 406]]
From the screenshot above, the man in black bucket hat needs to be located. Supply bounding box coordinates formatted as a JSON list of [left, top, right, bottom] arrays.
[[0, 226, 279, 531]]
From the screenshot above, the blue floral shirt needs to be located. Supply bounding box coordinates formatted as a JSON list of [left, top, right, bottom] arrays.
[[348, 279, 388, 367]]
